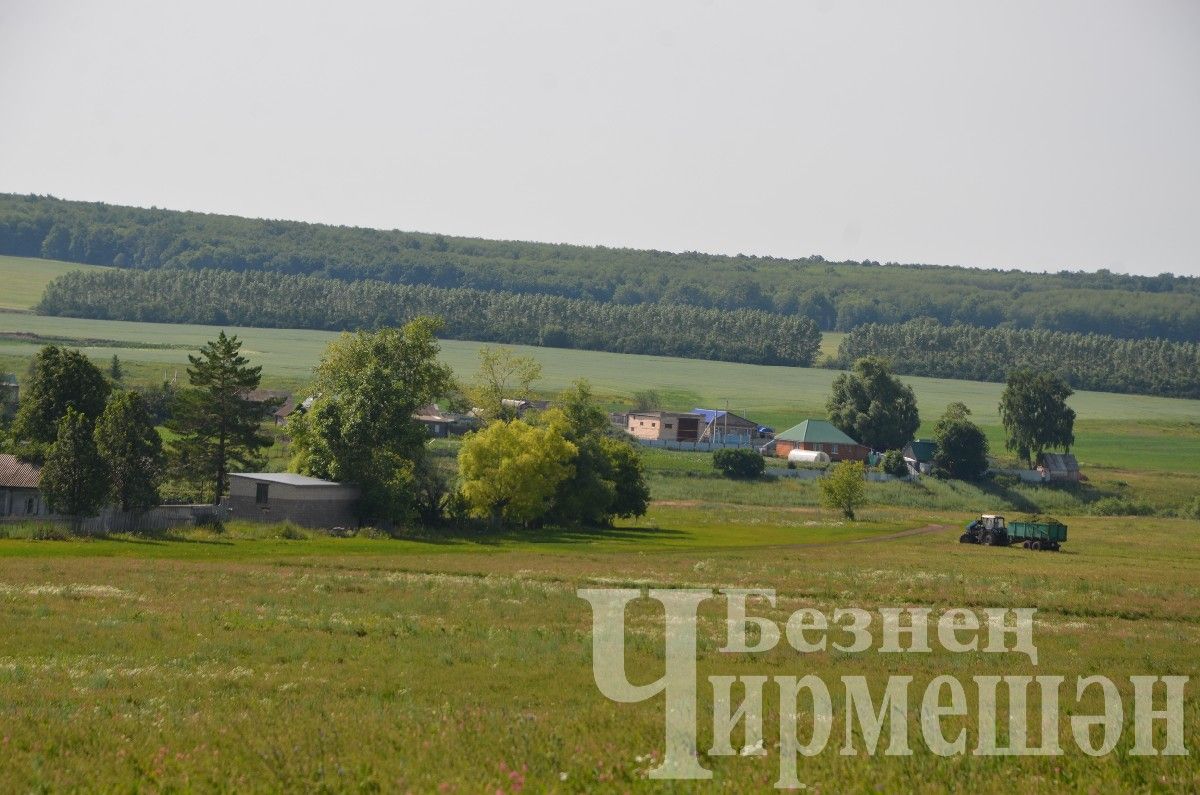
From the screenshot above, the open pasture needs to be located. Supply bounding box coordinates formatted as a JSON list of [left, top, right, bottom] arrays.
[[0, 512, 1196, 792]]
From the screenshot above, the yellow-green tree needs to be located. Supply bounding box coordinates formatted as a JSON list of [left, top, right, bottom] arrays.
[[457, 420, 575, 526], [819, 460, 866, 520]]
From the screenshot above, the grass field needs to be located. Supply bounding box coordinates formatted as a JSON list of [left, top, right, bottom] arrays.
[[0, 254, 110, 312], [0, 513, 1196, 791]]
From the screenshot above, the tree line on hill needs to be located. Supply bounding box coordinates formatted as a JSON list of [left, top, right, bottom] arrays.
[[36, 267, 822, 367], [3, 193, 1197, 341], [836, 319, 1200, 399]]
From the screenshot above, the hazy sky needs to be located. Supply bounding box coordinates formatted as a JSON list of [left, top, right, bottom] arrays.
[[2, 1, 1198, 276]]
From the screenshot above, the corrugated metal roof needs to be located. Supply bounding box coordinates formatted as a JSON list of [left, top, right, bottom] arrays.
[[774, 419, 862, 446], [0, 454, 41, 489], [229, 472, 346, 487], [1038, 453, 1079, 472]]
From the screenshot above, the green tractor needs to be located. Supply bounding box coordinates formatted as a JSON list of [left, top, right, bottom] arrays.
[[961, 514, 1067, 551], [960, 514, 1009, 546]]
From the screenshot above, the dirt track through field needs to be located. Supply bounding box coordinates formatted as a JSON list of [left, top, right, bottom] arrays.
[[779, 523, 955, 550]]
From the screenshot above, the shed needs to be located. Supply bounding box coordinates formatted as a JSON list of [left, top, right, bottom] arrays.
[[225, 473, 360, 528], [1037, 452, 1081, 483], [0, 454, 48, 520], [771, 420, 869, 462], [903, 439, 938, 475]]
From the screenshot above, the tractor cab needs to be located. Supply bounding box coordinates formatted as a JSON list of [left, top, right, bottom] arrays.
[[961, 514, 1009, 546]]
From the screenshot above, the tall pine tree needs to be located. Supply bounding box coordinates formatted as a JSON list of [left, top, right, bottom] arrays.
[[169, 332, 275, 503]]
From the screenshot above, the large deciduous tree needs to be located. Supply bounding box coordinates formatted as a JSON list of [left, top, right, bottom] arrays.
[[288, 318, 455, 525], [94, 391, 165, 514], [999, 370, 1076, 466], [932, 402, 990, 480], [539, 381, 649, 526], [169, 332, 274, 503], [40, 408, 108, 533], [457, 419, 576, 527], [11, 346, 110, 462], [825, 356, 919, 451]]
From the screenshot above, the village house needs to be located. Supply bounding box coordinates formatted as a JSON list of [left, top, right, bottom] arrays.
[[903, 438, 938, 475], [245, 389, 295, 426], [413, 404, 478, 438], [0, 454, 48, 520], [224, 473, 360, 528], [625, 410, 703, 443], [770, 420, 870, 462], [691, 408, 773, 445]]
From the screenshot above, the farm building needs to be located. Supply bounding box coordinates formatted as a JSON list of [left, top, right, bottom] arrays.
[[771, 420, 869, 462], [691, 408, 773, 445], [224, 473, 360, 528], [413, 404, 478, 438], [625, 411, 703, 442], [0, 454, 48, 520], [1037, 452, 1081, 482], [903, 439, 938, 475], [245, 389, 295, 426]]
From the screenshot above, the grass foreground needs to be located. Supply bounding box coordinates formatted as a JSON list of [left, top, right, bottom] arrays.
[[0, 509, 1196, 791]]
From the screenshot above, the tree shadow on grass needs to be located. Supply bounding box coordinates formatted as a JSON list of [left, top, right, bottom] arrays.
[[390, 523, 691, 547]]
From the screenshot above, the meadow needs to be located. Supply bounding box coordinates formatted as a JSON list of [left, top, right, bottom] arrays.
[[0, 254, 110, 312], [0, 511, 1196, 792]]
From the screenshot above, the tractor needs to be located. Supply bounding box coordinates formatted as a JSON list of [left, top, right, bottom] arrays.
[[960, 514, 1009, 546]]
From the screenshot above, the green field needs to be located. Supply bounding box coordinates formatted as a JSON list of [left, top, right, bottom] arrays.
[[0, 254, 110, 312], [0, 512, 1196, 791]]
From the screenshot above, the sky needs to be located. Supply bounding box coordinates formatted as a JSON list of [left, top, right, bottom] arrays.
[[1, 1, 1198, 276]]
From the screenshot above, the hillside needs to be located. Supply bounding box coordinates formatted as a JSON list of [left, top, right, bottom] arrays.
[[2, 193, 1197, 340]]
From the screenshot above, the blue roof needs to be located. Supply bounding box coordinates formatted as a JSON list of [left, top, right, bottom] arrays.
[[692, 408, 725, 424]]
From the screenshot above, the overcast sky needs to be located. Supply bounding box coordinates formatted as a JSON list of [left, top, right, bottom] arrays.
[[2, 1, 1198, 276]]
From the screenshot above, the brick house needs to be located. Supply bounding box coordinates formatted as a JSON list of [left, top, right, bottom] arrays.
[[224, 473, 359, 528], [771, 420, 869, 462]]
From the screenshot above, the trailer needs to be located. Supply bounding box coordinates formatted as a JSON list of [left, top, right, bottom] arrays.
[[1008, 519, 1067, 551], [960, 514, 1067, 551]]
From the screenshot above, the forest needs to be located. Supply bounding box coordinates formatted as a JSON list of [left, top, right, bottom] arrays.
[[37, 268, 822, 367], [2, 193, 1198, 341], [837, 318, 1200, 399]]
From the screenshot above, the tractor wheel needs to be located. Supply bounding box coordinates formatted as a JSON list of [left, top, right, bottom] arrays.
[[1022, 540, 1030, 549], [1050, 543, 1060, 552], [983, 531, 994, 546], [1031, 540, 1042, 551], [959, 533, 973, 544]]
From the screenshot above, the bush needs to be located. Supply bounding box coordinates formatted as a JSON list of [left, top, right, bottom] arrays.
[[712, 449, 765, 479], [880, 450, 908, 477], [1179, 497, 1200, 521], [277, 522, 309, 540]]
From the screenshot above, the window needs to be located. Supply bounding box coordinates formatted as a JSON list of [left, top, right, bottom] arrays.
[[831, 444, 839, 454], [665, 423, 673, 429], [26, 497, 36, 514], [255, 483, 270, 504]]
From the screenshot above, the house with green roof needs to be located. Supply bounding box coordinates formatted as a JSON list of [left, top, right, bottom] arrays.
[[771, 419, 869, 462], [903, 439, 938, 475]]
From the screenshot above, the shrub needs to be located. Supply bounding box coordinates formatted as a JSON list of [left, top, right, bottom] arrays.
[[1179, 497, 1200, 521], [712, 449, 765, 479], [880, 450, 908, 478], [277, 522, 309, 540]]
